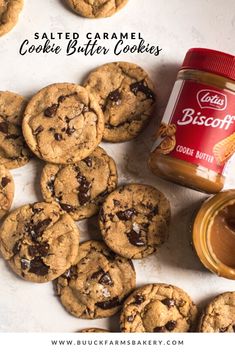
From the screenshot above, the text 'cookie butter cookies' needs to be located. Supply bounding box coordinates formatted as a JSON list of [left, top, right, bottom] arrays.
[[0, 202, 80, 283], [99, 184, 170, 259], [0, 0, 23, 37], [120, 284, 198, 332], [84, 62, 156, 142], [0, 165, 14, 219], [56, 240, 136, 319], [0, 91, 31, 169], [199, 292, 235, 332], [40, 146, 118, 221], [66, 0, 128, 18], [22, 83, 104, 164]]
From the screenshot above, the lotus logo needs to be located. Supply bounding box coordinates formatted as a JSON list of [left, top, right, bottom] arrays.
[[197, 90, 227, 110]]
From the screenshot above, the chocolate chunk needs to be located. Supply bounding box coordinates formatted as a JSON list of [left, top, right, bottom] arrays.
[[63, 266, 77, 280], [33, 125, 44, 135], [226, 218, 235, 232], [20, 258, 30, 270], [116, 208, 137, 221], [134, 294, 145, 305], [65, 127, 76, 136], [165, 320, 176, 331], [99, 272, 113, 286], [6, 134, 19, 140], [58, 95, 66, 103], [44, 104, 58, 117], [96, 297, 120, 310], [29, 257, 49, 276], [0, 122, 8, 134], [127, 229, 146, 247], [1, 177, 11, 188], [47, 177, 55, 196], [60, 203, 76, 213], [147, 206, 159, 220], [113, 199, 121, 207], [127, 315, 134, 323], [154, 326, 166, 332], [219, 327, 228, 333], [49, 127, 56, 132], [83, 157, 93, 168], [28, 242, 49, 257], [91, 269, 105, 280], [12, 240, 21, 255], [54, 133, 62, 141], [130, 80, 155, 100], [161, 298, 175, 308], [25, 218, 51, 241], [76, 171, 91, 205], [108, 89, 121, 103]]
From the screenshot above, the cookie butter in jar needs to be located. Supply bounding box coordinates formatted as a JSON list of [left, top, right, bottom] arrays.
[[193, 190, 235, 280], [149, 48, 235, 193]]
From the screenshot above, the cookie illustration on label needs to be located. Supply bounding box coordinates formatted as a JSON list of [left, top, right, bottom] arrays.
[[213, 132, 235, 165]]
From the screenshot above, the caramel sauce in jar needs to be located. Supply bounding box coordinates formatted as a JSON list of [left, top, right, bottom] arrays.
[[193, 190, 235, 279]]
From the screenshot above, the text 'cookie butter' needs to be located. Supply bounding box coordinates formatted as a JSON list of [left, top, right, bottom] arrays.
[[149, 48, 235, 194], [193, 190, 235, 280]]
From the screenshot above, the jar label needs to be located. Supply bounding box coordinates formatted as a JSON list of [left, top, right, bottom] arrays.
[[152, 79, 235, 175]]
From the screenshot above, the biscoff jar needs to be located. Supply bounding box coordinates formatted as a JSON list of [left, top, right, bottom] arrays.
[[193, 190, 235, 280], [149, 48, 235, 194]]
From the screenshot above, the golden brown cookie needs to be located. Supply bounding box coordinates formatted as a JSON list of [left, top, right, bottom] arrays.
[[0, 0, 23, 37], [22, 83, 104, 164], [56, 240, 136, 319], [0, 91, 31, 169], [199, 292, 235, 332], [0, 165, 14, 219], [66, 0, 128, 18], [120, 284, 198, 332], [79, 328, 110, 333], [84, 62, 156, 142], [99, 184, 170, 259], [0, 202, 80, 283], [40, 146, 118, 220]]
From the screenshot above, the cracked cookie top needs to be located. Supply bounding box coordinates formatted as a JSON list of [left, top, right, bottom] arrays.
[[0, 91, 31, 169], [66, 0, 128, 18], [84, 62, 156, 142], [22, 83, 104, 164], [40, 146, 118, 221], [99, 184, 170, 259], [199, 292, 235, 332], [120, 283, 198, 332], [0, 202, 80, 283], [56, 240, 136, 319], [0, 0, 23, 37]]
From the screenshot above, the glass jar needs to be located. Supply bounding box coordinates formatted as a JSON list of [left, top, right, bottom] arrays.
[[193, 190, 235, 280], [149, 48, 235, 194]]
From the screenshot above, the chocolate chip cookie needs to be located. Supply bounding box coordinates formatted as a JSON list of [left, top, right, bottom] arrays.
[[0, 165, 14, 219], [56, 240, 136, 319], [40, 146, 117, 220], [99, 184, 170, 259], [0, 91, 31, 169], [199, 292, 235, 332], [66, 0, 128, 18], [120, 284, 198, 332], [0, 202, 80, 283], [22, 83, 104, 164], [79, 328, 110, 333], [0, 0, 23, 37], [84, 62, 156, 142]]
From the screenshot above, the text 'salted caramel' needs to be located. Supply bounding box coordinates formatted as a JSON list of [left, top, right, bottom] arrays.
[[149, 48, 235, 193]]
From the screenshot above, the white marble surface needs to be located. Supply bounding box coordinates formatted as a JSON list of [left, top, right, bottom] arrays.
[[1, 0, 235, 332]]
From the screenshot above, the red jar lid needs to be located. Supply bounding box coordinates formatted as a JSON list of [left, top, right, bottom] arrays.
[[181, 48, 235, 81]]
